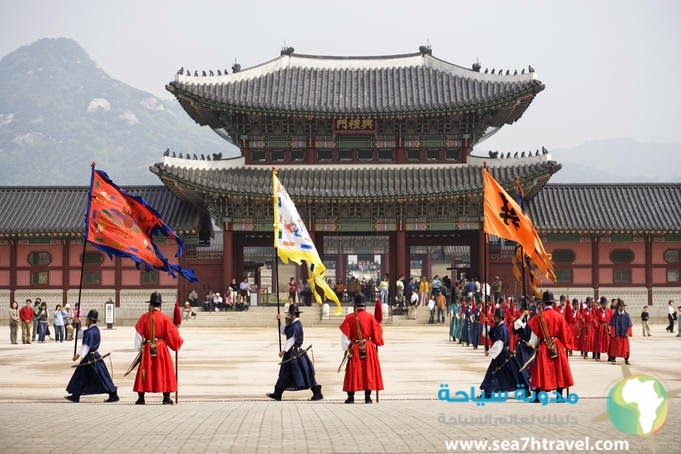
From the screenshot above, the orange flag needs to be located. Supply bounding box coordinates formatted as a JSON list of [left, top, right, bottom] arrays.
[[482, 168, 556, 282]]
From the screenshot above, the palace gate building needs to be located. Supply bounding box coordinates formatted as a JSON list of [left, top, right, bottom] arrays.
[[2, 47, 681, 319]]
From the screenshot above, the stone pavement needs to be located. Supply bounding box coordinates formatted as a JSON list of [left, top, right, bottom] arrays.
[[0, 316, 679, 453]]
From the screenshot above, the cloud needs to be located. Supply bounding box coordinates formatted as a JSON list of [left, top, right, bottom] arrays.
[[0, 113, 14, 127], [12, 132, 42, 146], [87, 98, 111, 112], [119, 110, 140, 125], [140, 97, 166, 112]]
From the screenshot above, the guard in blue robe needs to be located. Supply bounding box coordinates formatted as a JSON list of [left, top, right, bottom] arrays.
[[65, 310, 118, 403], [267, 304, 323, 401], [480, 308, 531, 397], [449, 302, 462, 342], [512, 299, 535, 383], [470, 305, 483, 349], [461, 302, 473, 345]]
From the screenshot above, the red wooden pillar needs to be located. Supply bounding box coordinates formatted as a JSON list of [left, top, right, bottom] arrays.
[[645, 236, 653, 306], [223, 228, 234, 290], [62, 239, 70, 306], [591, 236, 600, 297], [395, 230, 407, 280]]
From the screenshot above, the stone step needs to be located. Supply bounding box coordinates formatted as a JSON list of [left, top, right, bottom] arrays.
[[180, 304, 447, 328]]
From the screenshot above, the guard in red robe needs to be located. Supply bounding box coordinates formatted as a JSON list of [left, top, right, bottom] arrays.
[[527, 291, 574, 397], [593, 297, 613, 361], [565, 299, 580, 355], [579, 298, 595, 358], [133, 292, 184, 405], [608, 299, 632, 365], [339, 294, 384, 403]]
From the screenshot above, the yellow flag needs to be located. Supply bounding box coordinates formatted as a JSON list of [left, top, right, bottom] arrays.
[[272, 169, 342, 314]]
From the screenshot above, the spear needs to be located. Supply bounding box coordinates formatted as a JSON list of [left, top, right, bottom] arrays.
[[173, 301, 182, 404]]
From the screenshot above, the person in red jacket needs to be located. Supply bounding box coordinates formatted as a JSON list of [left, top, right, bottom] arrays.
[[19, 299, 34, 344], [527, 291, 574, 399], [339, 293, 384, 403], [133, 292, 183, 405]]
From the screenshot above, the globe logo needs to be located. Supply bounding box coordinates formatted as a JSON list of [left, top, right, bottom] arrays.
[[606, 374, 668, 436]]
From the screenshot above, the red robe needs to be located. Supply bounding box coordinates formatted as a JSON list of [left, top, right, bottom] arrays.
[[563, 303, 578, 350], [593, 307, 613, 353], [579, 308, 595, 352], [505, 306, 521, 353], [340, 309, 384, 392], [608, 311, 633, 358], [527, 307, 574, 391], [133, 309, 184, 393]]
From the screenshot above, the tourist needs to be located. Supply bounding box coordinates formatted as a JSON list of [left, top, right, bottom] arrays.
[[640, 306, 651, 337], [19, 299, 34, 344], [53, 304, 66, 343], [666, 300, 676, 333], [418, 276, 430, 307], [64, 304, 74, 341], [9, 301, 20, 344], [37, 301, 49, 343]]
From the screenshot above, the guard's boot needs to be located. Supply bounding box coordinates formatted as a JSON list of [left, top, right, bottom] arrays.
[[162, 392, 174, 405], [365, 390, 373, 404], [135, 392, 145, 405], [105, 392, 120, 403], [310, 385, 324, 401], [266, 386, 283, 401], [64, 394, 79, 403], [344, 392, 355, 404]]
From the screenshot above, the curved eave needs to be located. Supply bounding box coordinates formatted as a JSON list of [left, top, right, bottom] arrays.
[[167, 80, 544, 124], [150, 161, 561, 204]]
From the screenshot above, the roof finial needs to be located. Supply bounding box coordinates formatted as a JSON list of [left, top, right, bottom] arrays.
[[472, 59, 481, 72], [419, 43, 432, 56]]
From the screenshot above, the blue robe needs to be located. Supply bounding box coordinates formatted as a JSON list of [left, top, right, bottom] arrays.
[[513, 313, 533, 383], [449, 303, 462, 340], [480, 323, 530, 395], [275, 319, 318, 391], [66, 325, 117, 396]]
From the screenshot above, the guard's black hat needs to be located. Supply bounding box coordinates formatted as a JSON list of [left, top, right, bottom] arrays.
[[541, 291, 555, 305], [599, 296, 608, 305], [572, 298, 579, 305], [287, 303, 302, 315], [87, 309, 98, 323], [148, 291, 163, 307], [493, 307, 505, 319], [353, 293, 366, 307]]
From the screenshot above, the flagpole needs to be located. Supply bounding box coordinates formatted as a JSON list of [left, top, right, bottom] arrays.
[[274, 249, 282, 352], [483, 234, 489, 352], [74, 163, 97, 356], [73, 238, 87, 356], [520, 246, 528, 302]]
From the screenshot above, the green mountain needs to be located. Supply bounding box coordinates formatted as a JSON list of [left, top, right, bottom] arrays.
[[0, 37, 234, 186]]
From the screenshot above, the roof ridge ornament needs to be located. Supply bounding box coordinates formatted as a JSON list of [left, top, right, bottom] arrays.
[[418, 44, 432, 56], [281, 46, 295, 56]]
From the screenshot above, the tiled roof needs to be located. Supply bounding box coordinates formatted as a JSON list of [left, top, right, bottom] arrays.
[[151, 161, 561, 201], [527, 184, 681, 234], [167, 51, 543, 119], [0, 186, 205, 237]]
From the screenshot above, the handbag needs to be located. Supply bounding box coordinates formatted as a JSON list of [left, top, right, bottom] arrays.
[[674, 312, 678, 321]]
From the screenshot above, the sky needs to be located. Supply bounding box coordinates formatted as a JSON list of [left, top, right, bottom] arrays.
[[1, 0, 680, 154]]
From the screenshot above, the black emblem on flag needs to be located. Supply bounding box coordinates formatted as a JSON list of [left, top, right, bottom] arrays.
[[498, 192, 521, 229]]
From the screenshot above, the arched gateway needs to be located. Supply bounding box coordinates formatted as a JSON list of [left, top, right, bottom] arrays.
[[153, 47, 560, 300]]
